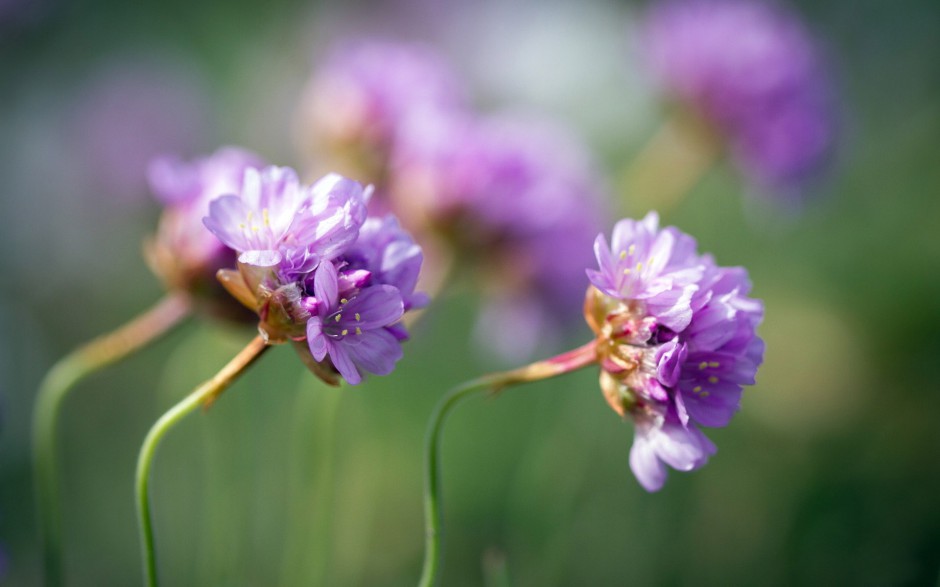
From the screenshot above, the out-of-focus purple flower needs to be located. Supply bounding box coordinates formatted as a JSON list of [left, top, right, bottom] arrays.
[[145, 147, 264, 320], [585, 212, 763, 491], [203, 167, 424, 385], [392, 111, 608, 359], [70, 58, 212, 202], [298, 39, 467, 183], [643, 0, 835, 196]]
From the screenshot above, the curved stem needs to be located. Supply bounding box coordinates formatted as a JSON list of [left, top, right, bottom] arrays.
[[32, 292, 191, 587], [418, 341, 597, 587], [136, 334, 270, 587]]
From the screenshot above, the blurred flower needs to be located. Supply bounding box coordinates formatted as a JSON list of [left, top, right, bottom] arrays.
[[146, 147, 265, 319], [585, 212, 764, 490], [392, 111, 608, 359], [298, 37, 608, 360], [297, 38, 467, 184], [69, 58, 212, 202], [643, 0, 835, 198], [204, 165, 426, 385]]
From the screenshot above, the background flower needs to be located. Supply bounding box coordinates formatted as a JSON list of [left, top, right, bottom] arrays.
[[643, 0, 836, 198]]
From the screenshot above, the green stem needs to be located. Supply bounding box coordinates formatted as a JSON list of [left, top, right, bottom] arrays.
[[32, 292, 191, 587], [136, 334, 270, 587], [418, 341, 597, 587]]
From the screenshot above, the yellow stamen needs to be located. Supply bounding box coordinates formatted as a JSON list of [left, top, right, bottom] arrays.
[[628, 244, 635, 256], [334, 315, 341, 322], [619, 250, 627, 260], [355, 313, 361, 321], [693, 386, 702, 393], [636, 262, 642, 272], [700, 392, 710, 398], [699, 361, 708, 370], [708, 376, 719, 384], [340, 298, 348, 304], [341, 329, 348, 336], [355, 327, 362, 335], [262, 208, 271, 227], [708, 361, 720, 368]]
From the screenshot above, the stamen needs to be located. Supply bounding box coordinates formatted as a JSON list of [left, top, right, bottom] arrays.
[[709, 361, 720, 368], [636, 262, 643, 272], [700, 391, 710, 398], [628, 244, 635, 256], [355, 327, 362, 335], [699, 361, 708, 370], [341, 329, 348, 336], [354, 313, 361, 321], [619, 251, 627, 260], [262, 208, 271, 227], [334, 315, 341, 322], [340, 298, 348, 304], [692, 386, 702, 393], [708, 376, 719, 384]]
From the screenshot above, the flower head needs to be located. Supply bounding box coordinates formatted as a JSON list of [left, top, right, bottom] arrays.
[[204, 168, 368, 276], [298, 39, 467, 183], [643, 0, 835, 197], [203, 166, 425, 385], [392, 112, 607, 359], [145, 147, 264, 318], [585, 212, 763, 490]]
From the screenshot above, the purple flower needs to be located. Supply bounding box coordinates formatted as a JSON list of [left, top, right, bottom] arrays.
[[585, 212, 763, 491], [70, 58, 212, 201], [299, 39, 467, 183], [148, 147, 264, 265], [343, 215, 430, 314], [305, 261, 405, 384], [204, 167, 368, 273], [392, 112, 608, 359], [643, 0, 835, 196], [203, 167, 425, 385], [144, 147, 264, 315]]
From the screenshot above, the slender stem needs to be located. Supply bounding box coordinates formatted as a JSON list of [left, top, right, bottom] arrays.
[[136, 335, 270, 587], [619, 108, 721, 214], [32, 292, 191, 587], [418, 341, 597, 587]]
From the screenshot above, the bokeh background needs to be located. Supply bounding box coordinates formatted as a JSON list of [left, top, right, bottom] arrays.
[[2, 0, 939, 585]]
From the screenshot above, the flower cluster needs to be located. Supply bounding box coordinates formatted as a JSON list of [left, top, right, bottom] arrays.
[[301, 40, 607, 359], [643, 0, 835, 197], [203, 166, 426, 385], [585, 212, 763, 491], [297, 39, 467, 184], [145, 147, 265, 319]]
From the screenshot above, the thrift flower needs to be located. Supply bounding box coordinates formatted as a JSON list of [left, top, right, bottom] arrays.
[[145, 147, 264, 318], [203, 166, 425, 385], [298, 38, 467, 184], [585, 212, 763, 490], [392, 111, 607, 359], [643, 0, 835, 197]]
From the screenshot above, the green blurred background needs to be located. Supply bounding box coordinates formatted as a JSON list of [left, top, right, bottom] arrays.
[[2, 0, 939, 585]]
